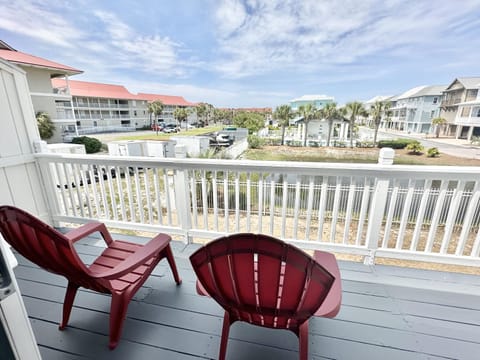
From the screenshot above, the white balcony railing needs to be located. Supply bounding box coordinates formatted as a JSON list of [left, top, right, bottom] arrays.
[[35, 153, 480, 267]]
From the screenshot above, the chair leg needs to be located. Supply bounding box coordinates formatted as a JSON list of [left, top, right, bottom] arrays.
[[60, 282, 79, 330], [165, 244, 182, 284], [219, 311, 232, 360], [108, 293, 129, 350], [298, 322, 309, 360]]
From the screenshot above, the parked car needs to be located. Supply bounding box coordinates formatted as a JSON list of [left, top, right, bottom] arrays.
[[162, 124, 180, 133], [151, 123, 165, 132]]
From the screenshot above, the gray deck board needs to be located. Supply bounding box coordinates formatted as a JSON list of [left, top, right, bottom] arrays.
[[11, 234, 480, 360]]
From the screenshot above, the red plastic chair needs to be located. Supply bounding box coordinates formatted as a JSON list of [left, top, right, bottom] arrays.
[[190, 233, 341, 360], [0, 205, 181, 349]]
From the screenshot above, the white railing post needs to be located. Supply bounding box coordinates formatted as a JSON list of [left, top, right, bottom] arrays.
[[378, 147, 395, 165], [364, 177, 390, 265], [363, 148, 395, 265], [173, 145, 192, 243], [32, 140, 58, 226]]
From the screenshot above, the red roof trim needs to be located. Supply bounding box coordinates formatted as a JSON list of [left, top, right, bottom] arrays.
[[52, 79, 195, 105], [0, 49, 82, 75], [137, 93, 195, 106], [52, 79, 137, 100]]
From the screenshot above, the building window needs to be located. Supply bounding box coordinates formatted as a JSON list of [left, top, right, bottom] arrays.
[[461, 106, 471, 117], [433, 97, 438, 104], [466, 89, 478, 101], [431, 110, 435, 118]]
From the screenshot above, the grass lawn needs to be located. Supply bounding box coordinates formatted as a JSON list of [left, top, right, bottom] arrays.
[[244, 145, 480, 166]]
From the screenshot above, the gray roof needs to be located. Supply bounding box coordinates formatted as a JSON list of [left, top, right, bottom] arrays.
[[364, 95, 394, 104], [0, 40, 15, 51], [397, 85, 446, 99], [445, 77, 480, 91]]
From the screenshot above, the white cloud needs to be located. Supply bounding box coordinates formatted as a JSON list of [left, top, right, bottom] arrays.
[[0, 1, 199, 78], [89, 10, 188, 76], [0, 0, 84, 47], [212, 0, 480, 78]]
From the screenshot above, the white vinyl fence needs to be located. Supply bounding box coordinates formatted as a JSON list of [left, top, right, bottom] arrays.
[[36, 152, 480, 267]]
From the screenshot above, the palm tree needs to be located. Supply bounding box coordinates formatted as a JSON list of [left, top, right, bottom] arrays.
[[36, 111, 55, 140], [147, 100, 164, 127], [174, 107, 189, 128], [196, 103, 207, 126], [431, 117, 447, 138], [297, 104, 316, 146], [320, 102, 340, 147], [345, 101, 365, 147], [370, 101, 391, 146], [274, 104, 294, 145]]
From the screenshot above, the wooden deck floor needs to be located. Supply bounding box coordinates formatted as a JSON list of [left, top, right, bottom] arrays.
[[12, 232, 480, 360]]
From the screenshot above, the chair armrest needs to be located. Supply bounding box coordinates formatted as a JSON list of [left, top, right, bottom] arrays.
[[313, 250, 342, 318], [65, 222, 114, 245], [196, 280, 210, 297], [90, 235, 170, 280]]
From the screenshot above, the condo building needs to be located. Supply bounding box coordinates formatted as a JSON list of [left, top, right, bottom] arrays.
[[386, 85, 446, 134], [440, 77, 480, 140], [0, 40, 198, 143], [0, 40, 83, 143]]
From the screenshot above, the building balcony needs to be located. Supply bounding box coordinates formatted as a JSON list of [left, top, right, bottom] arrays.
[[441, 98, 462, 107], [74, 103, 130, 109], [10, 153, 480, 358], [454, 116, 480, 126]]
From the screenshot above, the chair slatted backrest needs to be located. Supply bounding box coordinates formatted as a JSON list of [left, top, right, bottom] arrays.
[[0, 206, 96, 288], [190, 233, 335, 329]]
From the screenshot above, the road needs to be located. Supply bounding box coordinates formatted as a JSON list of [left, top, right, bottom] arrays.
[[359, 127, 480, 160]]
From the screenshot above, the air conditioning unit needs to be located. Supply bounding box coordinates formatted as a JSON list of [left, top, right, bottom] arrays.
[[0, 239, 41, 360]]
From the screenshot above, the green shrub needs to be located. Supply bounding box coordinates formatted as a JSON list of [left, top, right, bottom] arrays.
[[471, 136, 480, 145], [427, 147, 440, 157], [71, 136, 103, 153], [377, 138, 415, 149], [247, 134, 264, 149], [405, 140, 424, 155]]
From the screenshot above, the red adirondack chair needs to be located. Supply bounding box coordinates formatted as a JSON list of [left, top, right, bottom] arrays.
[[190, 233, 341, 360], [0, 205, 181, 349]]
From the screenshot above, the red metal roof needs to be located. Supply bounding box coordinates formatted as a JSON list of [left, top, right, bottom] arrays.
[[52, 79, 196, 105], [137, 93, 195, 106], [52, 78, 138, 100], [0, 49, 82, 76]]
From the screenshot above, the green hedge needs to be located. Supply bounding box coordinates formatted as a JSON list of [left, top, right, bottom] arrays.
[[71, 136, 103, 153], [247, 134, 265, 149], [377, 138, 416, 149]]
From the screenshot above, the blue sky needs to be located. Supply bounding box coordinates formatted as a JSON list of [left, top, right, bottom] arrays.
[[1, 0, 479, 108]]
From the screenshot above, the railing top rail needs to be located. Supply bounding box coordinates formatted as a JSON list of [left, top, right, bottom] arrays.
[[35, 153, 480, 179]]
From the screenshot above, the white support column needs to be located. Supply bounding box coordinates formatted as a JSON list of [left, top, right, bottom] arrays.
[[173, 145, 192, 243], [364, 176, 390, 265]]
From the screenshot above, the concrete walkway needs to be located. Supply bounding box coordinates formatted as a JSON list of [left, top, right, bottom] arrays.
[[362, 127, 480, 160]]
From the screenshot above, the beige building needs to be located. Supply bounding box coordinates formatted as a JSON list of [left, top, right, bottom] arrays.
[[440, 77, 480, 139], [52, 78, 148, 140], [0, 40, 83, 143], [50, 80, 198, 141], [1, 40, 198, 143]]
